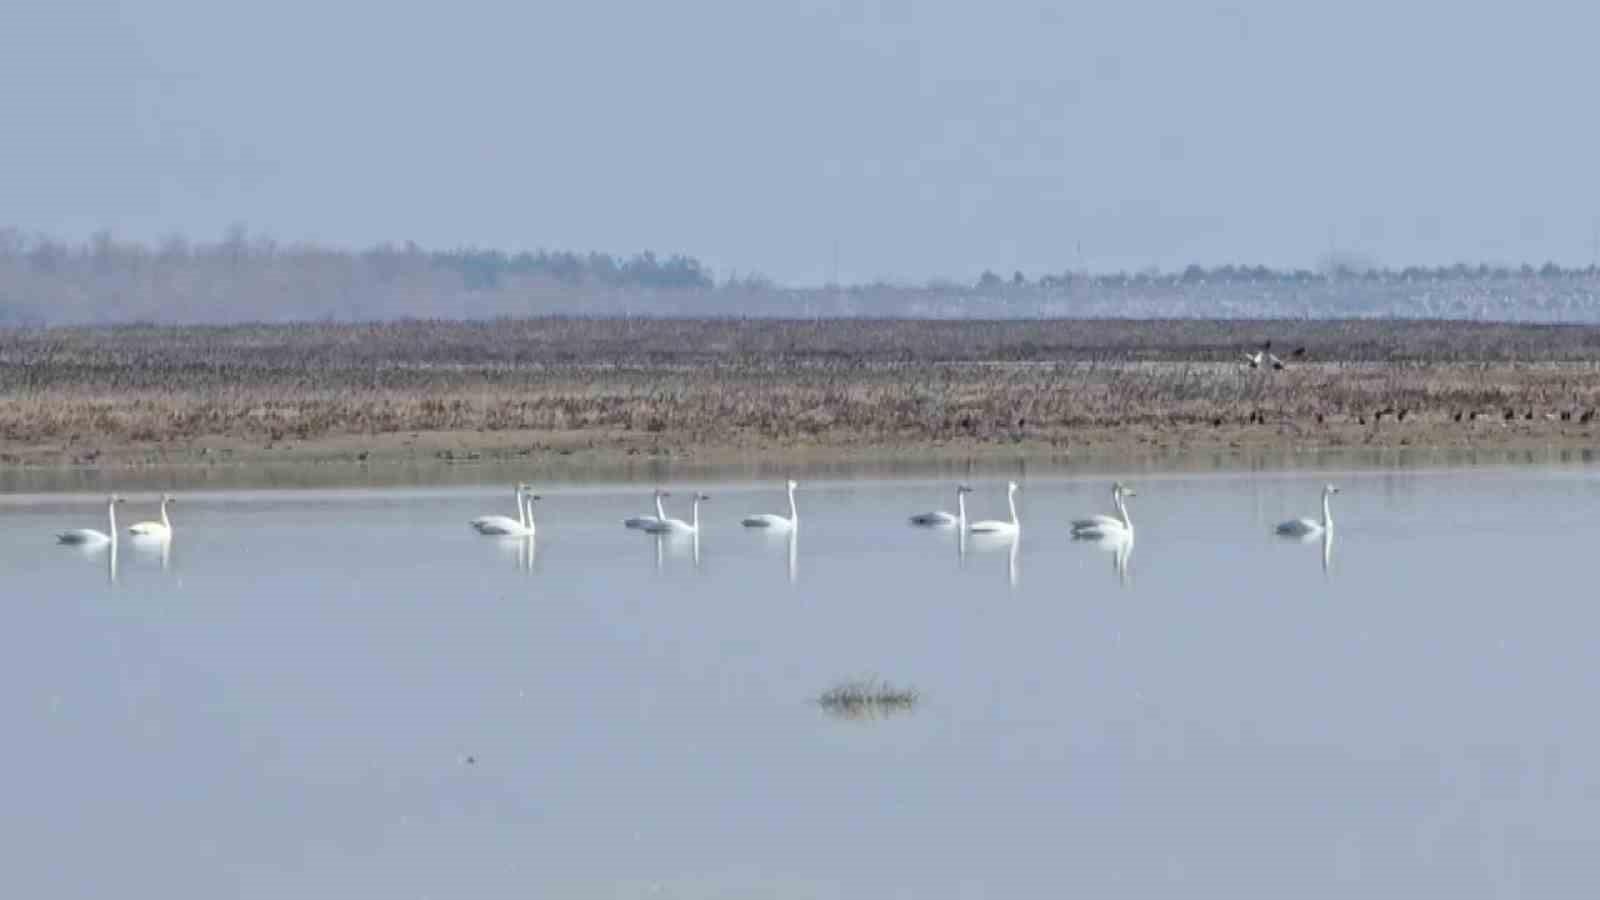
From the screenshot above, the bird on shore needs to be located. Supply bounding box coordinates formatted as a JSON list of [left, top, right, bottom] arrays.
[[1268, 346, 1307, 370]]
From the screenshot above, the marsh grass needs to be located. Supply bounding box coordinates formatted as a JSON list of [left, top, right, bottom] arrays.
[[817, 677, 921, 721], [4, 319, 1600, 452]]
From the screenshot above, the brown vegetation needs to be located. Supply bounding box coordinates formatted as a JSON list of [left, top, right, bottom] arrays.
[[3, 319, 1600, 467]]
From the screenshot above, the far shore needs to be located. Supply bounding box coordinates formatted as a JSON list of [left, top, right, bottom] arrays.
[[5, 418, 1599, 477], [5, 318, 1600, 485]]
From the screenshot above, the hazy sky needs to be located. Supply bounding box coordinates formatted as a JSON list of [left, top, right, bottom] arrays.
[[5, 0, 1600, 283]]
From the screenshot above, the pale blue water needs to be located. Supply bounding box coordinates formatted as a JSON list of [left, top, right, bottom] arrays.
[[3, 468, 1599, 898]]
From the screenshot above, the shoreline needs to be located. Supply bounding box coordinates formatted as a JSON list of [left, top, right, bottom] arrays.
[[5, 419, 1598, 477]]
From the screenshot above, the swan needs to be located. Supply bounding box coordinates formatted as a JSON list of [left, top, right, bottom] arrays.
[[909, 484, 973, 527], [58, 494, 125, 545], [1071, 482, 1136, 532], [128, 494, 176, 538], [1276, 484, 1339, 536], [969, 481, 1020, 534], [471, 483, 533, 535], [643, 492, 709, 533], [1072, 483, 1135, 539], [742, 479, 798, 530], [624, 488, 672, 529]]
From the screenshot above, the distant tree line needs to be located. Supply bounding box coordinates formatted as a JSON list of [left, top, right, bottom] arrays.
[[977, 261, 1600, 290], [3, 226, 1600, 325]]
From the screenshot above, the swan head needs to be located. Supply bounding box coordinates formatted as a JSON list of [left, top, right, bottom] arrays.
[[1007, 481, 1019, 493], [1324, 484, 1341, 496], [526, 493, 543, 503], [695, 492, 711, 501], [161, 494, 176, 506], [654, 487, 670, 497], [108, 494, 125, 504], [787, 479, 799, 491], [957, 484, 974, 494]]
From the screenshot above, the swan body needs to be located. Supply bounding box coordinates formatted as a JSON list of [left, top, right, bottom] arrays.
[[742, 479, 798, 530], [624, 488, 671, 529], [471, 483, 534, 535], [128, 494, 175, 538], [643, 493, 708, 534], [969, 481, 1020, 534], [1071, 482, 1135, 531], [1276, 484, 1339, 536], [58, 494, 125, 545], [1072, 483, 1135, 539], [910, 485, 972, 527]]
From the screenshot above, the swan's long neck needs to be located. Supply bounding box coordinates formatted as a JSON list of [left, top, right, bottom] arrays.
[[655, 492, 666, 520], [957, 490, 967, 526], [787, 485, 798, 525], [1007, 489, 1018, 527], [1116, 492, 1132, 529], [516, 487, 527, 530], [107, 501, 118, 540], [525, 496, 537, 535], [691, 497, 700, 531], [160, 501, 170, 530], [1322, 492, 1333, 529]]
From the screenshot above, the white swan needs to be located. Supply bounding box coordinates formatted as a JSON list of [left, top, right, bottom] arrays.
[[624, 488, 671, 529], [1276, 484, 1339, 536], [471, 483, 533, 535], [1071, 482, 1136, 532], [643, 492, 708, 533], [58, 494, 124, 545], [1072, 483, 1135, 539], [742, 479, 798, 530], [128, 494, 175, 538], [969, 481, 1020, 534], [909, 484, 972, 527]]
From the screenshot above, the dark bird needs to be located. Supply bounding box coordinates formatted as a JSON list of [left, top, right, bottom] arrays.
[[1270, 346, 1307, 370]]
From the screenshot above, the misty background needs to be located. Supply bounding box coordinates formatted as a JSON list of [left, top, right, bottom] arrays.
[[4, 1, 1600, 322]]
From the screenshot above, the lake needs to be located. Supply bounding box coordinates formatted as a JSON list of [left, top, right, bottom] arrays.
[[3, 463, 1598, 898]]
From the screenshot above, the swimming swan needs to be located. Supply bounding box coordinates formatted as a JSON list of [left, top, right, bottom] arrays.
[[58, 494, 125, 545], [624, 488, 671, 529], [471, 483, 533, 535], [1276, 484, 1339, 537], [1072, 483, 1135, 539], [742, 479, 798, 530], [128, 494, 175, 539], [643, 493, 708, 534], [910, 485, 972, 527], [969, 481, 1020, 534]]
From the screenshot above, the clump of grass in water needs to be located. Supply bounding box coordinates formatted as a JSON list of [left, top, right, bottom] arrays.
[[816, 677, 920, 721]]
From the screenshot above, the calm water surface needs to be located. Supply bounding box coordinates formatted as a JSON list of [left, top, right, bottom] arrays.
[[4, 468, 1600, 898]]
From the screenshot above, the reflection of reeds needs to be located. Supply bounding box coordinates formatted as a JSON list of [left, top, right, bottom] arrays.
[[817, 677, 920, 721]]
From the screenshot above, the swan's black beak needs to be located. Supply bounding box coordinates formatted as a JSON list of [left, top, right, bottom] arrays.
[[530, 494, 543, 501]]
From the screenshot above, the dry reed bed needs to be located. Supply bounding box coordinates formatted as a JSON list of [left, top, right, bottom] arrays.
[[4, 319, 1600, 449]]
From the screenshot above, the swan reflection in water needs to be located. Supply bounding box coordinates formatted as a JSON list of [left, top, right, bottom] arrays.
[[495, 535, 538, 574], [967, 531, 1018, 589], [1074, 530, 1133, 587], [127, 533, 172, 572], [651, 529, 701, 574], [1278, 527, 1334, 577]]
